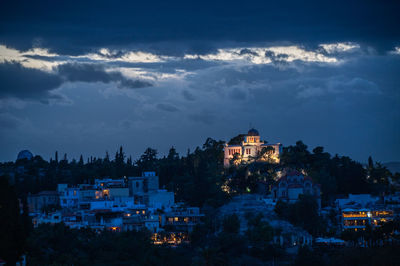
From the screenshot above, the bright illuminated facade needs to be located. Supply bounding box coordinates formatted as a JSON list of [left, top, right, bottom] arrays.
[[224, 128, 282, 167], [162, 204, 204, 233], [341, 208, 394, 231]]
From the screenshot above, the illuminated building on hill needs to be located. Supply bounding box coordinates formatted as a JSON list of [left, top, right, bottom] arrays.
[[224, 128, 282, 167]]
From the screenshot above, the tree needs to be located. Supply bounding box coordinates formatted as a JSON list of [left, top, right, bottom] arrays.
[[295, 246, 323, 266], [280, 140, 310, 168], [229, 153, 242, 166], [368, 156, 374, 170], [0, 176, 26, 264], [104, 151, 110, 163], [228, 134, 245, 145], [222, 214, 240, 234], [275, 195, 323, 236], [259, 146, 276, 163], [247, 220, 274, 244], [78, 155, 84, 165], [137, 148, 158, 171], [167, 146, 179, 161], [127, 156, 132, 166]]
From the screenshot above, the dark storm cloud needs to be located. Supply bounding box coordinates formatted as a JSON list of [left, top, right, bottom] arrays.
[[0, 62, 62, 101], [1, 0, 399, 55], [182, 90, 196, 101], [0, 113, 22, 130], [229, 88, 247, 101], [188, 112, 216, 125], [156, 103, 180, 112], [265, 51, 289, 63], [0, 61, 152, 103], [57, 63, 152, 89], [239, 49, 259, 56], [110, 58, 222, 72]]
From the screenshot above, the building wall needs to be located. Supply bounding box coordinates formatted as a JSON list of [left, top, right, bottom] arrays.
[[109, 187, 130, 198], [27, 193, 59, 212], [147, 190, 174, 209], [288, 188, 304, 202], [129, 178, 145, 195], [60, 188, 80, 208], [79, 189, 96, 201]]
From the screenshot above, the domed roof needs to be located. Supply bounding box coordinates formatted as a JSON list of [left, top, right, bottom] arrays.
[[17, 150, 33, 161], [247, 128, 259, 136]]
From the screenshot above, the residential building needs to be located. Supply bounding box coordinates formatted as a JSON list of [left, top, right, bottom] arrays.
[[27, 191, 59, 213], [162, 204, 204, 232], [59, 186, 80, 209], [336, 194, 380, 210], [128, 171, 159, 195], [341, 208, 394, 231], [147, 190, 174, 210], [27, 171, 202, 245], [32, 211, 62, 227]]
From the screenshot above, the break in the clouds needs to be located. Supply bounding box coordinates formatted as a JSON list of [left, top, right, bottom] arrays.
[[0, 43, 358, 103], [0, 0, 399, 163]]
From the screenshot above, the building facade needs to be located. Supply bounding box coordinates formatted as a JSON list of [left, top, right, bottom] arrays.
[[341, 208, 394, 231], [224, 128, 282, 167], [271, 170, 321, 208], [27, 191, 59, 213]]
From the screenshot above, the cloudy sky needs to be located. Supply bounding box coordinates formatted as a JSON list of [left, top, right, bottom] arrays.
[[0, 0, 399, 163]]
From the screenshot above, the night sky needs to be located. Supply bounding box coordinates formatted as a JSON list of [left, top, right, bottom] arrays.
[[0, 0, 399, 162]]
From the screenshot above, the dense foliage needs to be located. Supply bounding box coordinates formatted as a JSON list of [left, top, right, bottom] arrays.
[[274, 195, 326, 236], [226, 141, 396, 204], [27, 224, 190, 265], [0, 177, 31, 265]]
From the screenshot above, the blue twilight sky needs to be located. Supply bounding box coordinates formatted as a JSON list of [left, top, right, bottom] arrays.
[[0, 0, 399, 163]]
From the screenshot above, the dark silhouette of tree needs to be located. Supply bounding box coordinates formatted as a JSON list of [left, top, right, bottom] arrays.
[[222, 214, 240, 234], [104, 151, 110, 163], [368, 156, 374, 170], [78, 155, 84, 165], [280, 140, 310, 168], [0, 176, 26, 264], [137, 148, 158, 172]]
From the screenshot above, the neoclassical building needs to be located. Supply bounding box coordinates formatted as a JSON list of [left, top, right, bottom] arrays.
[[223, 129, 282, 167]]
